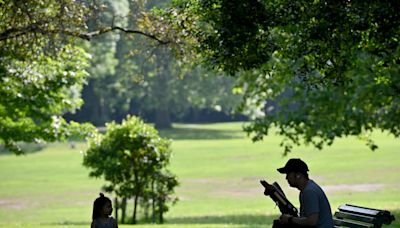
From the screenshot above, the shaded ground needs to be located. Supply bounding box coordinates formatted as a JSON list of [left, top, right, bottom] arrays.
[[159, 127, 245, 140], [167, 214, 275, 226], [158, 123, 248, 140]]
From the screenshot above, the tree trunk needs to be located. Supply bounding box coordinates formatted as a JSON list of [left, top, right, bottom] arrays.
[[151, 181, 156, 224], [132, 194, 138, 224], [158, 198, 164, 224], [155, 108, 172, 129], [114, 197, 118, 223], [154, 49, 172, 129], [121, 197, 127, 224]]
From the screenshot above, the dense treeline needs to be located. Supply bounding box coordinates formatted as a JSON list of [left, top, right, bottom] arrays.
[[63, 0, 245, 128]]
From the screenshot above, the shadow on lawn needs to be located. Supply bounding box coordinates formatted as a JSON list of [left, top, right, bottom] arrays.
[[43, 210, 400, 227], [166, 209, 400, 227], [44, 214, 277, 227], [0, 142, 45, 155], [166, 214, 277, 226], [159, 127, 245, 140], [47, 221, 88, 225]]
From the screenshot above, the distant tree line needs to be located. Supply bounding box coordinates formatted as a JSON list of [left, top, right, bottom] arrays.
[[63, 0, 246, 128]]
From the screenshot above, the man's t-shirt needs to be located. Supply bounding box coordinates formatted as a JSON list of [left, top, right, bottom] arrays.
[[299, 180, 334, 228]]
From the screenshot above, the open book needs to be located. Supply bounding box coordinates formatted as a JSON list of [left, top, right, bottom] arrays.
[[260, 180, 299, 217]]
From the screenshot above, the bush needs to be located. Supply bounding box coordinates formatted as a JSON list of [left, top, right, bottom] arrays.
[[83, 115, 178, 224]]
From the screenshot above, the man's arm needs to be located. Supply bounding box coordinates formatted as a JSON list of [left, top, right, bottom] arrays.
[[280, 213, 319, 226]]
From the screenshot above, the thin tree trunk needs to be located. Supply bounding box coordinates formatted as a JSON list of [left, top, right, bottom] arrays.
[[154, 50, 172, 129], [114, 197, 118, 223], [158, 198, 163, 224], [132, 165, 139, 224], [152, 181, 156, 223], [121, 197, 127, 223], [133, 194, 138, 224], [155, 108, 172, 129]]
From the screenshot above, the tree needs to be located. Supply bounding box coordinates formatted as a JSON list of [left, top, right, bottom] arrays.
[[114, 42, 242, 129], [65, 0, 127, 126], [83, 115, 178, 224], [169, 0, 400, 153], [116, 0, 242, 128], [0, 0, 169, 153], [0, 0, 92, 153], [65, 0, 243, 129]]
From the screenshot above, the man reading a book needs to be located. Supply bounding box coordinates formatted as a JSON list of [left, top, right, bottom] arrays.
[[274, 158, 334, 228]]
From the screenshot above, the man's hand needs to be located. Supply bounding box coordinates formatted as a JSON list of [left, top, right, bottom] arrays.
[[279, 214, 292, 224], [263, 185, 275, 196], [260, 180, 275, 195]]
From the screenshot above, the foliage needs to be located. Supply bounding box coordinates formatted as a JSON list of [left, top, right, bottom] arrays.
[[0, 0, 93, 153], [133, 1, 243, 127], [0, 0, 172, 154], [0, 42, 93, 153], [169, 0, 400, 153], [83, 115, 178, 224], [64, 0, 243, 129], [115, 43, 242, 128]]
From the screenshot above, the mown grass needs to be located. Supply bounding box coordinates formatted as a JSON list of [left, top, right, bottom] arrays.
[[0, 122, 399, 228]]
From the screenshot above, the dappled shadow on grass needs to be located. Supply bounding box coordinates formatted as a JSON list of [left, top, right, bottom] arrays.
[[43, 221, 89, 226], [0, 143, 46, 156], [166, 209, 400, 227], [166, 214, 277, 226], [38, 210, 400, 227], [387, 209, 400, 227], [44, 214, 277, 227], [159, 127, 246, 140]]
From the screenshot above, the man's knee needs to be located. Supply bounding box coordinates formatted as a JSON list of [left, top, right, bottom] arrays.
[[272, 219, 315, 228], [272, 219, 286, 228]]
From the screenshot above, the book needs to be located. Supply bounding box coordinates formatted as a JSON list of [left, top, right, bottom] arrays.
[[260, 180, 298, 217]]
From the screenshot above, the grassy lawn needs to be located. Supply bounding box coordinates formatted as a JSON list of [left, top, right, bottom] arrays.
[[0, 122, 399, 227]]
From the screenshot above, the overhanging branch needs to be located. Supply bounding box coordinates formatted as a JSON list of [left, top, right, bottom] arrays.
[[0, 24, 170, 45]]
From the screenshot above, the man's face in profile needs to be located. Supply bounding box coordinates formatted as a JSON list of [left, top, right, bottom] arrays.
[[286, 172, 297, 187]]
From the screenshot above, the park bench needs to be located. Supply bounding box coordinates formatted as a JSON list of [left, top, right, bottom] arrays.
[[333, 204, 395, 228]]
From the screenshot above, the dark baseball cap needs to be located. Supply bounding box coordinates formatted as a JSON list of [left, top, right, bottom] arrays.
[[277, 158, 309, 174]]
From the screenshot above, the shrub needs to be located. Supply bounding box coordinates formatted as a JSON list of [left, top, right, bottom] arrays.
[[83, 115, 178, 224]]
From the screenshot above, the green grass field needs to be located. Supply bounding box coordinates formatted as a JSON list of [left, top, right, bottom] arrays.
[[0, 122, 399, 228]]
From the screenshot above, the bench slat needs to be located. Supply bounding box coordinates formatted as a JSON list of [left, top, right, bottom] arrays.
[[339, 204, 381, 217], [333, 218, 374, 228], [334, 211, 377, 224]]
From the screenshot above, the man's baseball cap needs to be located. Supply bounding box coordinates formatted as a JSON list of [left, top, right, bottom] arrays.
[[277, 158, 309, 174]]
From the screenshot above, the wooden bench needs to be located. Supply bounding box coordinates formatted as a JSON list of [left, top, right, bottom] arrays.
[[333, 204, 395, 228]]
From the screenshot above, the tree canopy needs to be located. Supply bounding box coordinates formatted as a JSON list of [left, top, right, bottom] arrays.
[[3, 0, 399, 153], [0, 0, 93, 153], [170, 0, 400, 152], [0, 0, 169, 153]]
